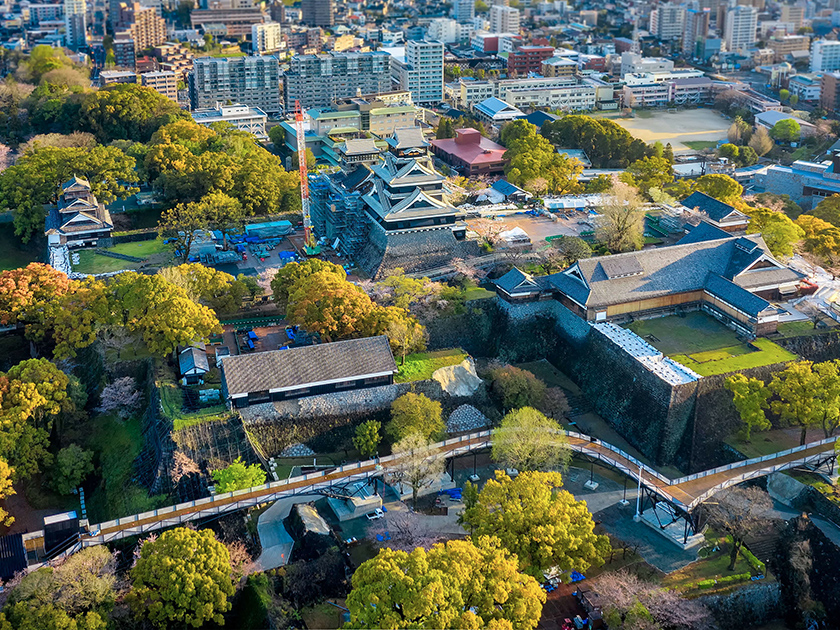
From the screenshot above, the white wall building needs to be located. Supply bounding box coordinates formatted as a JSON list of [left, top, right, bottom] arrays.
[[191, 104, 268, 139], [811, 39, 840, 72], [620, 52, 674, 77], [452, 0, 474, 23], [427, 18, 472, 44], [388, 40, 444, 106], [252, 21, 282, 54], [489, 5, 519, 34], [724, 5, 757, 53], [649, 3, 685, 41]]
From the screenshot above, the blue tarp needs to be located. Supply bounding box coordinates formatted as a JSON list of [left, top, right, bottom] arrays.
[[278, 251, 296, 259], [246, 339, 255, 350], [248, 331, 258, 340]]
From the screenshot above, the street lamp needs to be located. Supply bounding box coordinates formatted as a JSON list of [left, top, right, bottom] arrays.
[[633, 462, 643, 522]]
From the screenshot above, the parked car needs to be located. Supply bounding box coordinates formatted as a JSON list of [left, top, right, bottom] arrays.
[[366, 508, 385, 521]]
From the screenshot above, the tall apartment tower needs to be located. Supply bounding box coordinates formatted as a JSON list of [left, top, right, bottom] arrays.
[[811, 40, 840, 72], [189, 56, 281, 113], [118, 2, 166, 52], [284, 51, 391, 109], [390, 40, 444, 106], [780, 4, 804, 28], [489, 5, 519, 33], [252, 21, 282, 54], [723, 5, 757, 53], [301, 0, 333, 27], [451, 0, 474, 23], [64, 0, 87, 49], [682, 7, 710, 56], [650, 3, 686, 40]]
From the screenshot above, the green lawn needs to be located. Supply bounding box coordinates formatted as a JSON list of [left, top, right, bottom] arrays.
[[105, 239, 168, 258], [71, 250, 143, 274], [395, 348, 468, 383], [682, 140, 719, 151], [671, 339, 796, 376], [464, 287, 496, 301], [0, 228, 40, 271], [626, 312, 741, 356], [172, 408, 228, 431], [728, 428, 806, 459], [663, 547, 760, 597]]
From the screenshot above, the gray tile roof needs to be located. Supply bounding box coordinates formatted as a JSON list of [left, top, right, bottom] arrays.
[[179, 347, 209, 375], [704, 273, 772, 316], [494, 268, 547, 294], [681, 192, 743, 222], [677, 221, 731, 245], [543, 233, 802, 310], [221, 336, 397, 398]]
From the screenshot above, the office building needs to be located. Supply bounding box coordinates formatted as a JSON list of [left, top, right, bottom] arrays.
[[811, 39, 840, 72], [649, 3, 685, 41], [821, 71, 840, 113], [99, 70, 137, 85], [192, 104, 267, 139], [788, 73, 821, 101], [28, 4, 65, 26], [302, 0, 333, 27], [452, 0, 474, 23], [252, 21, 282, 54], [141, 70, 178, 100], [389, 40, 444, 106], [190, 56, 281, 114], [64, 0, 86, 50], [682, 8, 710, 56], [284, 51, 391, 110], [113, 37, 136, 69], [724, 5, 757, 53], [767, 34, 809, 62], [489, 5, 519, 34], [118, 2, 166, 52], [620, 52, 674, 77], [154, 42, 194, 77]]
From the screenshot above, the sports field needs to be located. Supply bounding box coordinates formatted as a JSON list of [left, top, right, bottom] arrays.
[[611, 109, 729, 152]]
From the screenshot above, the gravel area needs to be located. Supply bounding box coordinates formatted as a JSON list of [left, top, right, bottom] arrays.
[[447, 404, 490, 433], [279, 443, 315, 457]]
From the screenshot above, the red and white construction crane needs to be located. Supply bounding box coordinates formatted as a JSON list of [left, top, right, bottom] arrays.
[[294, 100, 316, 253]]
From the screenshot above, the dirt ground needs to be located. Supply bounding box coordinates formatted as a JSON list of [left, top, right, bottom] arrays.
[[611, 109, 729, 152], [468, 215, 593, 246]]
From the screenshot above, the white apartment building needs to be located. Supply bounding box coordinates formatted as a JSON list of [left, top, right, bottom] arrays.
[[456, 76, 605, 111], [389, 40, 444, 106], [252, 21, 282, 54], [649, 3, 685, 41], [489, 5, 519, 34], [427, 18, 472, 44], [811, 39, 840, 72], [64, 0, 86, 50], [724, 5, 757, 53], [622, 68, 704, 86], [788, 73, 822, 101], [619, 52, 674, 77]]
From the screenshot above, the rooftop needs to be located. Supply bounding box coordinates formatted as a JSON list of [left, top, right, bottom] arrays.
[[430, 129, 508, 165]]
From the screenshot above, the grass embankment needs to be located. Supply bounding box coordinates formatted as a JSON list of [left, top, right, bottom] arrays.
[[0, 229, 40, 271], [395, 348, 468, 383], [157, 362, 229, 431], [671, 339, 796, 376], [682, 140, 719, 151], [71, 240, 170, 274]]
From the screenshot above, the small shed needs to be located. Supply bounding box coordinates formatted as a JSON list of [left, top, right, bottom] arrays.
[[179, 347, 210, 385], [491, 179, 533, 203]]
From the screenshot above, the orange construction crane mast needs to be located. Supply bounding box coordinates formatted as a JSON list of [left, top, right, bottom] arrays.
[[294, 100, 316, 252]]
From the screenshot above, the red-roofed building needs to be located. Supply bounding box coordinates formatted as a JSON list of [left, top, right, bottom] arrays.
[[507, 45, 554, 75], [430, 128, 508, 176]]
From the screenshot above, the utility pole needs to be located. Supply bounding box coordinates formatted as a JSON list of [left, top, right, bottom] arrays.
[[633, 462, 643, 522]]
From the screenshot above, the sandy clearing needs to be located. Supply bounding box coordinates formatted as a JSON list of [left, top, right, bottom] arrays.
[[610, 109, 729, 151]]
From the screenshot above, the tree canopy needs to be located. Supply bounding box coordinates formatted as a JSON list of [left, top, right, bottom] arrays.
[[692, 174, 743, 203], [492, 407, 570, 472], [211, 457, 267, 493], [129, 528, 235, 628], [541, 115, 648, 168], [388, 392, 444, 442], [460, 470, 610, 578], [596, 180, 645, 252], [0, 145, 138, 242], [0, 263, 72, 343], [345, 537, 546, 629], [621, 156, 674, 197], [810, 194, 840, 226], [490, 365, 546, 411], [725, 373, 771, 441], [770, 118, 801, 143], [745, 207, 804, 257], [502, 120, 583, 195], [353, 420, 381, 458]]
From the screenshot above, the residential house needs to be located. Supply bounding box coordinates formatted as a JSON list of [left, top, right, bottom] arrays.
[[179, 347, 210, 385]]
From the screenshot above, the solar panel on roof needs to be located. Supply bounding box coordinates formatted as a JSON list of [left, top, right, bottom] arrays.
[[600, 256, 644, 279]]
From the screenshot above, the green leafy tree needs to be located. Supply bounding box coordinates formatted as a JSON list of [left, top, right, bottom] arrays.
[[584, 173, 613, 193], [460, 470, 610, 578], [345, 537, 546, 629], [622, 156, 674, 196], [492, 407, 570, 472], [385, 314, 427, 365], [812, 361, 840, 438], [596, 180, 645, 252], [212, 457, 267, 492], [435, 117, 455, 139], [387, 433, 446, 506], [725, 374, 771, 441], [490, 366, 546, 411], [388, 392, 443, 442], [542, 115, 648, 168], [810, 194, 840, 226], [770, 119, 801, 143], [0, 145, 138, 242], [663, 142, 675, 164], [770, 361, 821, 445], [270, 259, 346, 305], [797, 214, 840, 264], [353, 420, 381, 458], [50, 444, 94, 495], [503, 120, 584, 195], [375, 269, 437, 310], [0, 460, 14, 526], [129, 528, 235, 628], [746, 207, 804, 257], [693, 174, 743, 203], [291, 147, 317, 171], [158, 264, 247, 314], [286, 271, 375, 341]]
